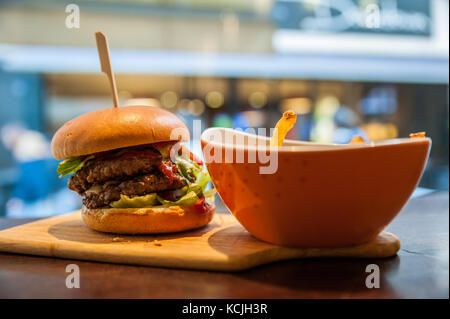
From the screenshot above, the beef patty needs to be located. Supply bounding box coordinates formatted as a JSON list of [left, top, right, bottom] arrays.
[[67, 146, 187, 209], [69, 152, 162, 194], [83, 171, 187, 209]]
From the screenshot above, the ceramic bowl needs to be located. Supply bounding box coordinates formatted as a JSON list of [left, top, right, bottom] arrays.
[[201, 128, 431, 247]]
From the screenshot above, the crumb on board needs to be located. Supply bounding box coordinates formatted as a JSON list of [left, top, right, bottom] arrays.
[[151, 240, 162, 246], [112, 237, 129, 242]]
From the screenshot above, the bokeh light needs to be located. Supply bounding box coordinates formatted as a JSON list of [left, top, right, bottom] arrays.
[[212, 113, 233, 128], [125, 98, 160, 107], [160, 91, 178, 109], [177, 98, 190, 114], [279, 97, 312, 114], [362, 122, 398, 141], [206, 91, 224, 109], [187, 99, 205, 116], [248, 91, 267, 108], [242, 111, 265, 127], [232, 112, 250, 129]]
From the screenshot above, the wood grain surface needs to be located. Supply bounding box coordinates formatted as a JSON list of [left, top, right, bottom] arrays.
[[0, 211, 400, 271]]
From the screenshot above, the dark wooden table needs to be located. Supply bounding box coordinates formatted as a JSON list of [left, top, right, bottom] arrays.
[[0, 192, 448, 299]]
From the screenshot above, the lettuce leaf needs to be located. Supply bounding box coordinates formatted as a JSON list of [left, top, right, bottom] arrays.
[[110, 193, 158, 208], [156, 183, 203, 206], [175, 157, 198, 182], [195, 170, 211, 191], [106, 152, 215, 209], [156, 183, 216, 207], [57, 155, 94, 178], [156, 191, 199, 207], [109, 184, 214, 209], [175, 156, 211, 191], [185, 183, 202, 196]]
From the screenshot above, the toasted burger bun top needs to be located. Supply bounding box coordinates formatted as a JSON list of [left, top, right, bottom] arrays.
[[51, 105, 190, 159]]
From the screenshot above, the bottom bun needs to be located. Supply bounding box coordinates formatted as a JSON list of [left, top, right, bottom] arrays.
[[82, 204, 215, 234]]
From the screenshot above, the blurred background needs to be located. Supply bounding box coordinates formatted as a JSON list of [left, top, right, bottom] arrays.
[[0, 0, 448, 217]]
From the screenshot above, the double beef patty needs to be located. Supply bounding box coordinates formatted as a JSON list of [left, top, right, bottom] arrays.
[[83, 171, 186, 209], [68, 150, 187, 209], [69, 153, 163, 194]]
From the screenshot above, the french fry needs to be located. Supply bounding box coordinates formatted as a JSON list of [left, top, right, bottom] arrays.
[[270, 111, 297, 147], [409, 132, 426, 138], [349, 136, 365, 144]]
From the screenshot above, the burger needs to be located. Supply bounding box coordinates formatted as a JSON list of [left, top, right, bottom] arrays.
[[51, 105, 215, 234]]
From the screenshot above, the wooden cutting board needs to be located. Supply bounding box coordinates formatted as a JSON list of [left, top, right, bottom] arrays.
[[0, 211, 400, 271]]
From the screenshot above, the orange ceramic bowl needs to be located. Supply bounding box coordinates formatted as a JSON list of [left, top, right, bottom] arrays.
[[201, 128, 431, 247]]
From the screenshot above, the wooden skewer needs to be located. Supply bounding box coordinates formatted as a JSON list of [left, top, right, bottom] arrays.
[[95, 31, 119, 108]]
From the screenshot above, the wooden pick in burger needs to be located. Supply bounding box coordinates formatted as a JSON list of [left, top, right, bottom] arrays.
[[95, 31, 119, 108]]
